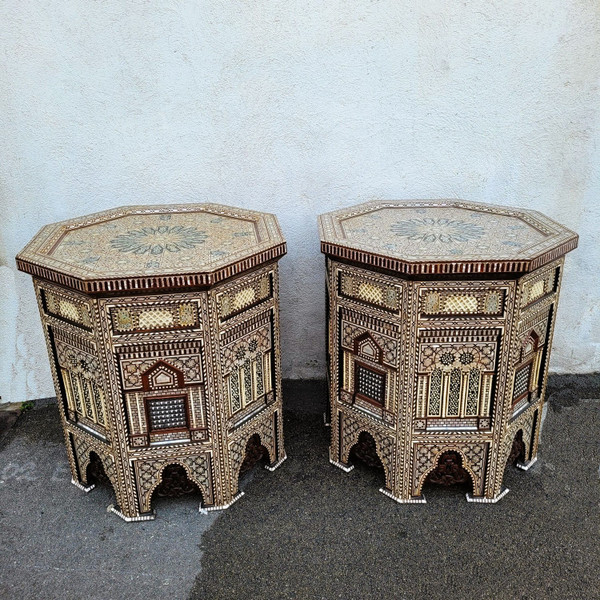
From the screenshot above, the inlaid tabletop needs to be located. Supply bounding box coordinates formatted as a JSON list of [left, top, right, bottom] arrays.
[[319, 200, 578, 275], [17, 204, 286, 293]]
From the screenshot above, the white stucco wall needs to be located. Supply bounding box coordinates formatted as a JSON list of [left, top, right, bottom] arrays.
[[1, 1, 599, 403]]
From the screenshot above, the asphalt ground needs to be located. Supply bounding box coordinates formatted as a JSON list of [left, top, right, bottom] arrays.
[[1, 377, 598, 600]]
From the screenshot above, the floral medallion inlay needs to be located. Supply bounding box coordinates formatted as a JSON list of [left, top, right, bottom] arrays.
[[110, 226, 208, 255], [390, 218, 485, 243]]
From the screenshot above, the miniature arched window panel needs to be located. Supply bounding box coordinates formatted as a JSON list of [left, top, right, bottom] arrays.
[[512, 330, 543, 410], [416, 343, 497, 424], [353, 333, 384, 364], [62, 369, 107, 426], [228, 353, 270, 415], [54, 338, 107, 430], [425, 367, 483, 419]]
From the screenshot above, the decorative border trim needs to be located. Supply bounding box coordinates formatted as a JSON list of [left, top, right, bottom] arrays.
[[466, 487, 510, 503], [319, 200, 578, 276], [17, 244, 286, 294]]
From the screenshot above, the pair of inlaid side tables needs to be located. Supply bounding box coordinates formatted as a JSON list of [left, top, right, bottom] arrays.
[[16, 200, 578, 521]]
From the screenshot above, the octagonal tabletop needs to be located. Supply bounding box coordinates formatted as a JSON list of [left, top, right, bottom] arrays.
[[17, 204, 286, 293], [319, 200, 578, 276]]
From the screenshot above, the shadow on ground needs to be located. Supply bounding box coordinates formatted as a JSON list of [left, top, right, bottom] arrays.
[[190, 378, 600, 600]]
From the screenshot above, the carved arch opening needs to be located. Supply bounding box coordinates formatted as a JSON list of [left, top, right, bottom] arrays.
[[149, 464, 204, 511], [422, 450, 475, 495], [236, 433, 271, 484], [342, 429, 393, 491], [415, 448, 479, 498], [139, 459, 210, 514], [85, 450, 117, 494], [230, 419, 278, 494]]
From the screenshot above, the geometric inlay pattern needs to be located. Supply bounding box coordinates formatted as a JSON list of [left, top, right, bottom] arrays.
[[111, 302, 199, 334]]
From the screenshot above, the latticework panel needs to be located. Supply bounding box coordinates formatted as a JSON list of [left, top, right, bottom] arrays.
[[339, 271, 400, 312], [217, 272, 271, 319], [420, 288, 505, 316], [110, 301, 199, 334]]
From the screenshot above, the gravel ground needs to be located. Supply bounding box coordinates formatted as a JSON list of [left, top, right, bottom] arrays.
[[1, 377, 598, 600]]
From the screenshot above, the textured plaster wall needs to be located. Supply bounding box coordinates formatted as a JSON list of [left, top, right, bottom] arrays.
[[1, 1, 599, 403]]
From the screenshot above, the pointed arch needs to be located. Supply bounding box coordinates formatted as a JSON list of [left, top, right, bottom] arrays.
[[415, 447, 480, 498], [141, 360, 185, 391], [341, 427, 394, 491], [137, 458, 211, 514], [353, 332, 384, 364]]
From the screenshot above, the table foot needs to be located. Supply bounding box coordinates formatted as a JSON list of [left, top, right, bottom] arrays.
[[329, 458, 354, 472], [379, 488, 426, 504], [205, 491, 245, 512], [265, 453, 287, 471], [516, 456, 538, 471], [108, 504, 155, 522], [466, 487, 509, 503], [71, 478, 95, 493]]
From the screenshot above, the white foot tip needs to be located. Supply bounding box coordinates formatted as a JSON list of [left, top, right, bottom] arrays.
[[516, 456, 538, 471], [329, 458, 354, 472], [265, 454, 287, 471], [466, 487, 509, 503], [379, 488, 427, 504]]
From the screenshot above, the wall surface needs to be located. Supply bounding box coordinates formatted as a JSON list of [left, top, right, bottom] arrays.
[[1, 0, 599, 403]]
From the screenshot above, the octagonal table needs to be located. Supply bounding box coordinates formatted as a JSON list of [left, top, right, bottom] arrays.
[[17, 203, 287, 520], [319, 200, 577, 503]]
